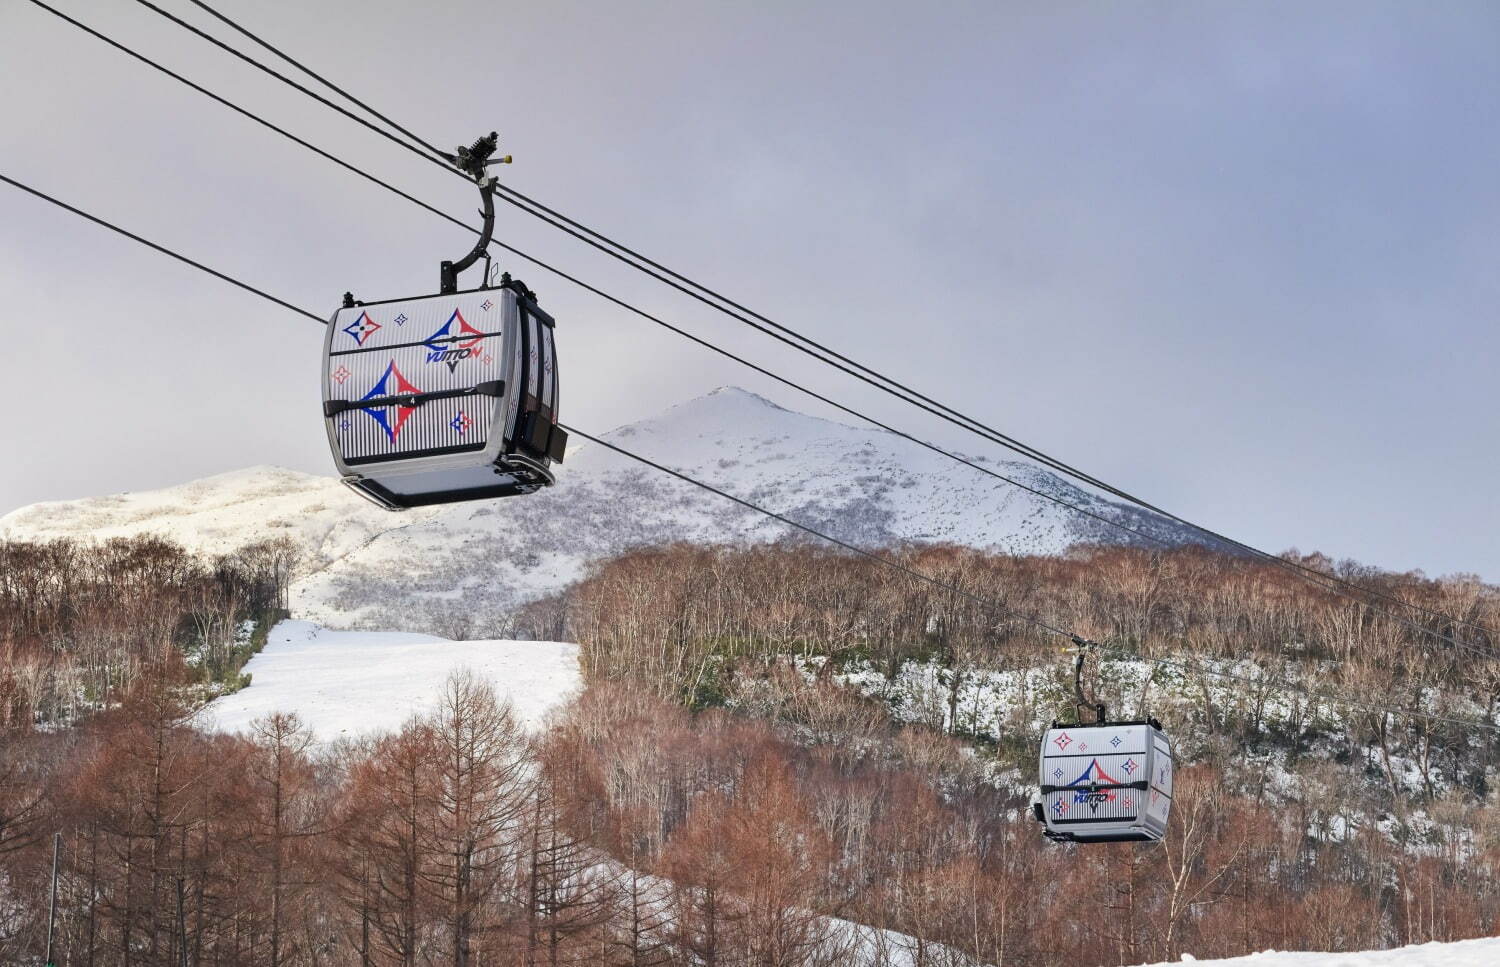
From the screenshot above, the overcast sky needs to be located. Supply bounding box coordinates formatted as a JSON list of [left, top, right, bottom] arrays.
[[1, 1, 1496, 580]]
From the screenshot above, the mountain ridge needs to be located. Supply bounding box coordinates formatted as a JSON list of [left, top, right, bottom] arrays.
[[0, 386, 1205, 631]]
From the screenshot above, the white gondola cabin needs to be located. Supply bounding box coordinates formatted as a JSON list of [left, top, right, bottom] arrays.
[[1032, 718, 1173, 843], [322, 278, 565, 510]]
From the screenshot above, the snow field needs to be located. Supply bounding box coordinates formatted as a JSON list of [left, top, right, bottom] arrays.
[[1128, 935, 1500, 966], [198, 620, 581, 742]]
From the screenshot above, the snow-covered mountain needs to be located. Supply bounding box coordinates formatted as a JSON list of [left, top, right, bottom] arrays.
[[0, 465, 448, 573], [0, 386, 1202, 630]]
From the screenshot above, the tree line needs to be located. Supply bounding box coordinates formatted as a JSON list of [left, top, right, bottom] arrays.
[[537, 543, 1496, 708], [0, 536, 296, 728]]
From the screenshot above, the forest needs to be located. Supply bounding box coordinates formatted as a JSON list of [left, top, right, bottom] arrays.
[[0, 537, 296, 729], [2, 536, 1499, 965]]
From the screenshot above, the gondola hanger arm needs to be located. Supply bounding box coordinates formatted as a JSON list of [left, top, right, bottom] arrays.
[[1068, 634, 1107, 724], [440, 131, 510, 294]]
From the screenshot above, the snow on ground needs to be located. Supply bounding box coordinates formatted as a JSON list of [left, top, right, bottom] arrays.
[[198, 620, 580, 742], [1127, 936, 1500, 966]]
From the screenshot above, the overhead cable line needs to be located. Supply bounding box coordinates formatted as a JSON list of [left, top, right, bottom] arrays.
[[125, 0, 457, 173], [2, 167, 1493, 735], [127, 0, 1492, 644], [0, 173, 324, 325], [16, 4, 1192, 571], [0, 164, 1076, 645], [23, 0, 1493, 660], [486, 187, 1497, 643], [179, 0, 448, 161]]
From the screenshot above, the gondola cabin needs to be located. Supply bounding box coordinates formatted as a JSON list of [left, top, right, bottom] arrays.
[[322, 278, 564, 510], [1033, 719, 1173, 843]]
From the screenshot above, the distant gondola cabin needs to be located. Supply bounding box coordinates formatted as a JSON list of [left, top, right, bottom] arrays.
[[1033, 719, 1173, 843]]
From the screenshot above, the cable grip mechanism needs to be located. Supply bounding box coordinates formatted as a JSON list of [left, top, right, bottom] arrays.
[[1068, 634, 1106, 724], [439, 131, 512, 295]]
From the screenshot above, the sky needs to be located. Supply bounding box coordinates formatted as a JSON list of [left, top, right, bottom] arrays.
[[0, 0, 1496, 581]]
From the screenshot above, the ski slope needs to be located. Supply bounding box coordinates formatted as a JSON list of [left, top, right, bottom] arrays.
[[198, 620, 580, 742], [1128, 936, 1500, 966]]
